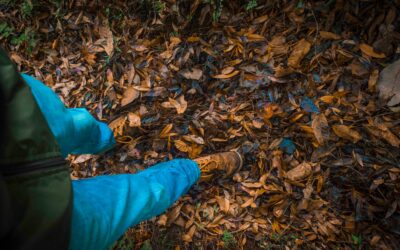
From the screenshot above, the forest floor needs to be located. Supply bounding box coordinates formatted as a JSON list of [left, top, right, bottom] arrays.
[[1, 0, 400, 249]]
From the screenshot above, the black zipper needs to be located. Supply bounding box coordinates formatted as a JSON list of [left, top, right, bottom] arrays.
[[0, 157, 66, 176]]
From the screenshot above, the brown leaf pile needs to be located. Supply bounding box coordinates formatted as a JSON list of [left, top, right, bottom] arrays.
[[2, 0, 400, 249]]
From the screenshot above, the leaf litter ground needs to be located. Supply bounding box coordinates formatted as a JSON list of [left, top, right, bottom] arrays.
[[1, 1, 400, 249]]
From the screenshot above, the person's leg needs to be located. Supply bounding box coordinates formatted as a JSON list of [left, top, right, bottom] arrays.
[[69, 159, 200, 250]]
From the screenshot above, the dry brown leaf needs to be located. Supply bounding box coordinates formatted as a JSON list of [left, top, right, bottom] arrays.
[[216, 196, 230, 213], [174, 140, 190, 152], [168, 95, 188, 114], [108, 116, 126, 136], [312, 114, 329, 145], [288, 39, 311, 68], [98, 25, 114, 56], [182, 225, 196, 242], [160, 124, 173, 138], [359, 43, 386, 58], [286, 162, 313, 181], [212, 70, 240, 79], [127, 65, 136, 85], [319, 31, 341, 40], [157, 214, 168, 226], [221, 66, 235, 75], [106, 68, 114, 84], [121, 87, 140, 106], [180, 68, 203, 80], [253, 15, 268, 24], [319, 95, 335, 104], [183, 134, 205, 144], [128, 112, 141, 127], [132, 45, 148, 52], [368, 69, 379, 92], [246, 33, 265, 42], [332, 125, 362, 143], [241, 197, 254, 208]]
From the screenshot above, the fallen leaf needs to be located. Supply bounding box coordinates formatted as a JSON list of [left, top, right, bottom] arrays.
[[160, 124, 173, 138], [168, 95, 188, 114], [212, 70, 240, 79], [286, 162, 313, 181], [108, 116, 126, 136], [180, 68, 203, 80], [183, 134, 205, 144], [182, 225, 196, 242], [319, 31, 341, 40], [128, 112, 141, 127], [312, 114, 329, 145], [106, 68, 114, 84], [221, 66, 235, 75], [288, 39, 311, 68], [332, 125, 362, 143], [121, 87, 140, 106], [359, 43, 386, 58], [174, 140, 190, 152], [368, 69, 379, 92], [98, 25, 114, 56]]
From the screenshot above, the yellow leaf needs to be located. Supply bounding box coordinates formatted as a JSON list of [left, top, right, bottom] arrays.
[[288, 39, 311, 68], [174, 140, 189, 152], [212, 70, 240, 79], [332, 125, 362, 143], [359, 43, 386, 58], [160, 124, 173, 138], [187, 36, 200, 42], [320, 95, 335, 104]]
